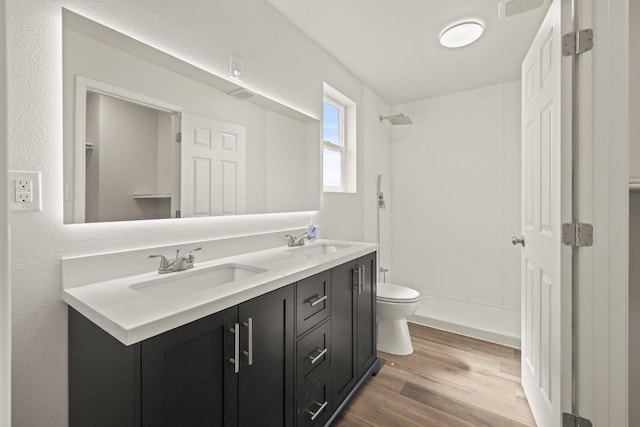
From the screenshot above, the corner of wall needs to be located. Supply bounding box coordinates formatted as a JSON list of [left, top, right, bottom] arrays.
[[0, 0, 11, 424]]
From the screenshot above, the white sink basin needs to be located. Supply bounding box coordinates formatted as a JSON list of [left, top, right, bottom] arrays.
[[130, 263, 266, 299], [286, 242, 352, 257]]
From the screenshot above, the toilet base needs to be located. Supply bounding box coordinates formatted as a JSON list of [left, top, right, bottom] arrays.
[[377, 318, 414, 355]]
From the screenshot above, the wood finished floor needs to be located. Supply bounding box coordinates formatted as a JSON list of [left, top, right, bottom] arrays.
[[332, 323, 536, 427]]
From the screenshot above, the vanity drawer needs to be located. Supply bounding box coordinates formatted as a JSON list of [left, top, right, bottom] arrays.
[[296, 372, 332, 427], [296, 270, 331, 336], [297, 319, 331, 394]]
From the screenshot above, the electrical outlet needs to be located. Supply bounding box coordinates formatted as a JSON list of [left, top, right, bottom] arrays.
[[14, 179, 31, 191], [229, 54, 242, 81], [9, 170, 41, 211], [15, 192, 31, 203]]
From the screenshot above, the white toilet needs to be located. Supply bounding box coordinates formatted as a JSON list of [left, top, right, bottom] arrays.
[[376, 282, 421, 355]]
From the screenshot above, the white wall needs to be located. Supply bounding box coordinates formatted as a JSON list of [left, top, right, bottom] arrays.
[[6, 0, 390, 424], [362, 87, 392, 277], [265, 110, 306, 212], [391, 81, 522, 341]]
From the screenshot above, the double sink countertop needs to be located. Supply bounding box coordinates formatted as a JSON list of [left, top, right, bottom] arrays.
[[62, 239, 377, 346]]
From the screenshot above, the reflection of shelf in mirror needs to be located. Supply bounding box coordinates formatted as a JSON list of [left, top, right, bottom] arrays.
[[133, 193, 172, 199]]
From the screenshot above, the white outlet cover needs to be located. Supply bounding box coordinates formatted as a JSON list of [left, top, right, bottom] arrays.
[[9, 170, 41, 211], [229, 54, 242, 82]]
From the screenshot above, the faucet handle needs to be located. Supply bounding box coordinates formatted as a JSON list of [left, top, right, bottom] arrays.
[[285, 234, 296, 246], [185, 247, 202, 264], [148, 254, 172, 273]]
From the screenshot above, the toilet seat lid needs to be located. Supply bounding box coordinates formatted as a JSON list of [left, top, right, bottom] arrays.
[[377, 282, 421, 303]]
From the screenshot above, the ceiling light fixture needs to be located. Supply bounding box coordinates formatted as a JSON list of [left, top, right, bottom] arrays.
[[439, 21, 484, 48]]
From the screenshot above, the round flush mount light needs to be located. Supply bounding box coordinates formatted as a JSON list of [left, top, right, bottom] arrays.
[[439, 21, 484, 48]]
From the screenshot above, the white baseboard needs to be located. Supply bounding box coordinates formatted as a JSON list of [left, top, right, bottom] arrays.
[[409, 314, 521, 349]]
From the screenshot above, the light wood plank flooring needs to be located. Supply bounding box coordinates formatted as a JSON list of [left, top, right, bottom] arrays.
[[333, 323, 536, 426]]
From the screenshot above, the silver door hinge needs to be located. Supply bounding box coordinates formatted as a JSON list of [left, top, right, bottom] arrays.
[[563, 412, 592, 427], [562, 223, 593, 247], [176, 132, 182, 143], [562, 29, 594, 56]]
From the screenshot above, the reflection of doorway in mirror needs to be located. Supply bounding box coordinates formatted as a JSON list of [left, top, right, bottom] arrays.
[[180, 113, 247, 217], [73, 76, 184, 223], [85, 92, 179, 222]]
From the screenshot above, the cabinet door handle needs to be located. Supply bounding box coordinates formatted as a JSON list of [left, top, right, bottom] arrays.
[[358, 266, 363, 294], [361, 265, 366, 293], [307, 348, 328, 365], [306, 401, 328, 421], [242, 318, 253, 366], [308, 295, 328, 307], [352, 268, 360, 292], [229, 323, 240, 374]]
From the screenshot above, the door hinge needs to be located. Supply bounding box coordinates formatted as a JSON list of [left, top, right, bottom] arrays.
[[175, 210, 181, 218], [176, 132, 182, 143], [562, 223, 593, 247], [563, 412, 592, 427], [562, 29, 594, 56]]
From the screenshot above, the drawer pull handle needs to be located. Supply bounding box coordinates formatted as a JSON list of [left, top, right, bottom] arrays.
[[307, 400, 328, 421], [229, 324, 240, 374], [308, 295, 328, 307], [307, 348, 328, 365]]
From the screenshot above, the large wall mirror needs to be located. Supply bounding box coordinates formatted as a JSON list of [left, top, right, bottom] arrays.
[[63, 9, 321, 224]]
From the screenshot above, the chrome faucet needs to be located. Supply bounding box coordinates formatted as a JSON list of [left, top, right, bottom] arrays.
[[285, 232, 310, 247], [148, 247, 202, 274]]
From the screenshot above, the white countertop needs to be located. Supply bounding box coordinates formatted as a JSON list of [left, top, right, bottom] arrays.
[[62, 239, 377, 345]]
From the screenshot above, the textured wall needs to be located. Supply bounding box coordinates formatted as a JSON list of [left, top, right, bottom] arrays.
[[6, 0, 386, 424]]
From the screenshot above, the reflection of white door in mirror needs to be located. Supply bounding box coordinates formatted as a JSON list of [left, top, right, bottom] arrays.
[[180, 113, 246, 217]]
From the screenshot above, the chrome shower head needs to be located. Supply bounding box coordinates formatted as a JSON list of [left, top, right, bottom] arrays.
[[380, 113, 413, 125]]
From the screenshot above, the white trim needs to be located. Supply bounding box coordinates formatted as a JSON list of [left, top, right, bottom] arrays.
[[577, 0, 629, 424], [0, 0, 10, 423], [72, 75, 184, 223], [409, 315, 521, 349]]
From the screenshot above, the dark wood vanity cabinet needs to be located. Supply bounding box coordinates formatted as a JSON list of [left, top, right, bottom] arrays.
[[140, 306, 238, 427], [330, 252, 377, 409], [237, 286, 295, 427], [69, 285, 294, 427], [69, 252, 379, 427]]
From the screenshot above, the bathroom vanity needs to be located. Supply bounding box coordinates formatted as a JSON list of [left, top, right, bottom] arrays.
[[64, 240, 379, 426]]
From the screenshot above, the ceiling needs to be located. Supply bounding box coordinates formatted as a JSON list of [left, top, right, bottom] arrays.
[[266, 0, 549, 105]]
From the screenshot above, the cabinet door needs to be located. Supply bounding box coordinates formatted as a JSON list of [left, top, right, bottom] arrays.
[[140, 307, 238, 427], [357, 253, 377, 378], [238, 285, 295, 427], [330, 259, 358, 406]]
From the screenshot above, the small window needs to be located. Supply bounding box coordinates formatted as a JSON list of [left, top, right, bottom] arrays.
[[322, 83, 356, 193], [323, 98, 345, 190]]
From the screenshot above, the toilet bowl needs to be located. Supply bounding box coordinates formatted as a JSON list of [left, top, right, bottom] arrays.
[[376, 282, 421, 355]]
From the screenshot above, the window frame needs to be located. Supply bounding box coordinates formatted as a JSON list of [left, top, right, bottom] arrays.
[[322, 96, 346, 192]]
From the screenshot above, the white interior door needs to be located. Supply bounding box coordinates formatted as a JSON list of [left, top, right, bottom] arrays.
[[519, 0, 564, 425], [181, 112, 246, 217]]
